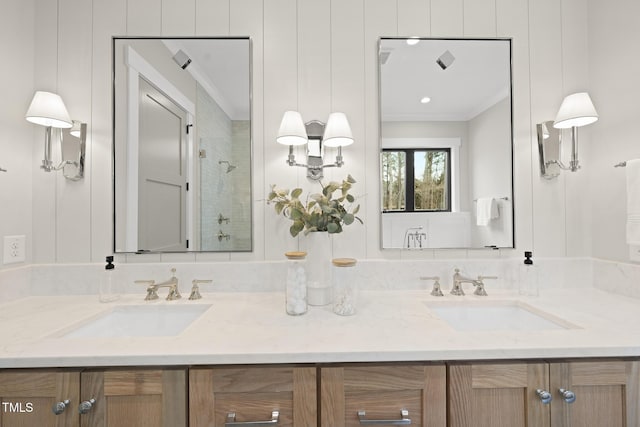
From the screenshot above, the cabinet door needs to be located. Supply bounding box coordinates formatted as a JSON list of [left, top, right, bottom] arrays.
[[0, 370, 80, 427], [550, 360, 640, 427], [189, 366, 317, 427], [79, 368, 186, 427], [448, 362, 550, 427], [321, 364, 446, 427]]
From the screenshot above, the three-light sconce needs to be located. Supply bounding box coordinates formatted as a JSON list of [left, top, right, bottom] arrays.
[[276, 111, 353, 180], [25, 91, 87, 181], [537, 92, 599, 179]]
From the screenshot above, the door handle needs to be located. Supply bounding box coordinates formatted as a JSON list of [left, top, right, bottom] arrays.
[[358, 409, 412, 425], [225, 411, 279, 426]]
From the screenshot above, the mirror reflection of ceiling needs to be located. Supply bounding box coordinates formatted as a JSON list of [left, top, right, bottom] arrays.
[[380, 38, 511, 122], [162, 39, 250, 120]]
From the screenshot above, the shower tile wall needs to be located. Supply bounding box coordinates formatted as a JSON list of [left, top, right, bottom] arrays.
[[197, 84, 232, 251], [231, 120, 251, 250]]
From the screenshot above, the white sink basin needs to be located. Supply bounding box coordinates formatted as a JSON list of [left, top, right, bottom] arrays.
[[62, 304, 212, 338], [425, 300, 578, 331]]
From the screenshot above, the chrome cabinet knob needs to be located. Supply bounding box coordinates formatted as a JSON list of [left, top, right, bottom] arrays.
[[52, 399, 70, 415], [78, 398, 96, 414], [559, 388, 576, 403], [535, 389, 553, 404]]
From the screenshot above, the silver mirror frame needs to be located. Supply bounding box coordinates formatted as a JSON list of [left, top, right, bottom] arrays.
[[377, 37, 515, 250], [111, 36, 253, 254]]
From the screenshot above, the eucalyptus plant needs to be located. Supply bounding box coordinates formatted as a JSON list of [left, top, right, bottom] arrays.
[[268, 174, 363, 237]]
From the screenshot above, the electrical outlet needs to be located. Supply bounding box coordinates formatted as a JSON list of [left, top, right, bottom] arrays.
[[3, 235, 26, 264], [630, 245, 640, 263]]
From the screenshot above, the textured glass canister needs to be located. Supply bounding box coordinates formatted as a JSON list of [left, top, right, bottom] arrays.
[[285, 251, 308, 315], [331, 258, 358, 316]]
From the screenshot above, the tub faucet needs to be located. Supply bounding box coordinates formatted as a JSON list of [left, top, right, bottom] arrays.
[[451, 268, 496, 296]]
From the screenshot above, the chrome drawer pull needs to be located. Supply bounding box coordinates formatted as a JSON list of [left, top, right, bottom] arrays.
[[358, 409, 411, 425], [225, 411, 279, 426]]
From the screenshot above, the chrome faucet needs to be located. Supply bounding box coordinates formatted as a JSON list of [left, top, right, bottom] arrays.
[[451, 268, 497, 296], [135, 268, 182, 301]]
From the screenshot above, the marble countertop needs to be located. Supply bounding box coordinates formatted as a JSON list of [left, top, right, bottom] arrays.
[[1, 288, 640, 368]]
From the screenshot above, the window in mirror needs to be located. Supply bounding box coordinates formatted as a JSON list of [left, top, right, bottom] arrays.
[[383, 149, 451, 212]]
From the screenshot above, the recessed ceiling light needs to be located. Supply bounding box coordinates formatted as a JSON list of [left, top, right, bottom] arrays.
[[406, 37, 420, 46], [420, 97, 431, 104]]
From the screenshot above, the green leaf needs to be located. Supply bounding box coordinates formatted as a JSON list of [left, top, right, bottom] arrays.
[[343, 213, 354, 225], [346, 174, 356, 184], [352, 204, 360, 214], [346, 194, 355, 203], [291, 188, 303, 199], [275, 201, 285, 215], [290, 207, 304, 220], [290, 220, 304, 237], [327, 222, 339, 233]]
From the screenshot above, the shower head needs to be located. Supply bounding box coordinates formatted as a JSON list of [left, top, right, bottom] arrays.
[[218, 160, 237, 173]]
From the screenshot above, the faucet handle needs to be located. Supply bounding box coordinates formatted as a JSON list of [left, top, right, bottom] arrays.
[[135, 280, 158, 300], [474, 275, 497, 296], [189, 280, 212, 300], [420, 276, 443, 297]]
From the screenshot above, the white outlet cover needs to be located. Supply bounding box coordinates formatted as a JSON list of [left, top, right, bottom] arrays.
[[3, 235, 26, 264]]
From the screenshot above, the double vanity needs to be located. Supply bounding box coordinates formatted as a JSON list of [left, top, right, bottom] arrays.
[[1, 275, 639, 426]]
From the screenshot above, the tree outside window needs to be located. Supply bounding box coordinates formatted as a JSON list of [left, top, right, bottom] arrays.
[[382, 149, 450, 212]]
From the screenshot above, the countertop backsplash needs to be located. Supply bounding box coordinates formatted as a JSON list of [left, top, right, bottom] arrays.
[[1, 256, 629, 305]]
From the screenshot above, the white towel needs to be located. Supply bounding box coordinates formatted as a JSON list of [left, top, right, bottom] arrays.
[[626, 159, 640, 244], [476, 197, 499, 226]]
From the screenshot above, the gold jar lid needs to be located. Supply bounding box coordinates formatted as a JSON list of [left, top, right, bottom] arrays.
[[332, 258, 357, 267], [285, 251, 307, 260]]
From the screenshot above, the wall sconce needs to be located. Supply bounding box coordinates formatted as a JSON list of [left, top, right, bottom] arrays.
[[276, 111, 353, 180], [25, 91, 86, 180], [537, 92, 598, 179]]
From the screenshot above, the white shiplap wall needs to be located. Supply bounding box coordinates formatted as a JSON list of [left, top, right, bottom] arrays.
[[26, 0, 592, 265]]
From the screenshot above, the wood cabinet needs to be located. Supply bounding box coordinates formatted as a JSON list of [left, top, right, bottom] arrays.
[[80, 368, 186, 427], [0, 368, 186, 427], [1, 360, 637, 427], [189, 366, 316, 427], [0, 369, 80, 427], [320, 364, 446, 427], [448, 360, 640, 427]]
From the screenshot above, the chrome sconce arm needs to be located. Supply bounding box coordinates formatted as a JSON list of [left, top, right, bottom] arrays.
[[277, 111, 353, 181], [25, 91, 87, 181]]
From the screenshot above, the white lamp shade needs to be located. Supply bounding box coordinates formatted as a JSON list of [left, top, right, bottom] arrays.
[[277, 111, 308, 146], [553, 92, 598, 129], [25, 91, 73, 128], [322, 112, 353, 147]]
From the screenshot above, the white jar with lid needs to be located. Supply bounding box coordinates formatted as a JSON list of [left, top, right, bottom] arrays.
[[285, 251, 308, 315], [331, 258, 358, 316]]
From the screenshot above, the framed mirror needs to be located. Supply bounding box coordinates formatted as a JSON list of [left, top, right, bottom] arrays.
[[113, 37, 252, 253], [379, 37, 514, 250]]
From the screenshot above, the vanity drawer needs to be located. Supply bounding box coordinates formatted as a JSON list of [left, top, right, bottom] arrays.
[[321, 364, 446, 427], [189, 366, 316, 427]]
